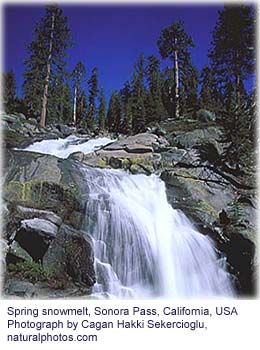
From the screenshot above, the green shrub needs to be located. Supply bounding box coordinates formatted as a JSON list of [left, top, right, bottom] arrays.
[[8, 261, 69, 290]]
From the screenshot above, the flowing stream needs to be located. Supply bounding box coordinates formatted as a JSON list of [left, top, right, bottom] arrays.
[[23, 136, 234, 298]]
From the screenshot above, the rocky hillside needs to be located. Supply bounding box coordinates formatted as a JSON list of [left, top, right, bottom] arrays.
[[1, 112, 257, 298]]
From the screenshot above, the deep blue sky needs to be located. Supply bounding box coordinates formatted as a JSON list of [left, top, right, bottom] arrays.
[[4, 4, 224, 99]]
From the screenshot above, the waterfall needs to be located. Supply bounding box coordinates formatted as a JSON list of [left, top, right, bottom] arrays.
[[81, 167, 234, 299], [22, 136, 234, 299]]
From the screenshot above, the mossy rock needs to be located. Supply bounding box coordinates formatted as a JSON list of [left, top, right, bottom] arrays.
[[3, 128, 28, 148], [4, 180, 81, 226], [3, 150, 86, 228], [97, 158, 108, 168]]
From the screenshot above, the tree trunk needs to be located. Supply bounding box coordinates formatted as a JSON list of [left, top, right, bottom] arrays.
[[174, 50, 180, 118], [39, 12, 55, 128], [73, 85, 77, 125]]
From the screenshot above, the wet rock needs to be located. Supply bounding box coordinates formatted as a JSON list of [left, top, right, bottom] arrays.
[[68, 151, 85, 162]]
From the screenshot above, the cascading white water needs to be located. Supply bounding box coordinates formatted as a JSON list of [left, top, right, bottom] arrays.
[[21, 136, 234, 299], [20, 135, 113, 158], [82, 167, 234, 299]]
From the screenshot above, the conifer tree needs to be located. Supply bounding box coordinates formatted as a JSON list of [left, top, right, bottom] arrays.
[[199, 65, 221, 111], [220, 94, 255, 170], [131, 54, 146, 133], [60, 83, 73, 124], [209, 5, 256, 168], [2, 70, 17, 114], [23, 5, 72, 126], [120, 81, 133, 134], [158, 20, 194, 118], [180, 57, 199, 115], [106, 91, 121, 133], [87, 67, 98, 128], [47, 78, 72, 124], [98, 87, 106, 131], [76, 89, 87, 126], [146, 55, 166, 123], [161, 67, 175, 118], [209, 5, 255, 105]]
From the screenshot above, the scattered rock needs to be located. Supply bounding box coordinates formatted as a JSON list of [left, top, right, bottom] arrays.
[[8, 241, 33, 262], [196, 109, 216, 122], [68, 151, 85, 162], [4, 279, 36, 298], [13, 205, 63, 226]]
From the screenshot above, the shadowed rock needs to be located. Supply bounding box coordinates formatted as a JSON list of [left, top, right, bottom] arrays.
[[15, 218, 58, 262]]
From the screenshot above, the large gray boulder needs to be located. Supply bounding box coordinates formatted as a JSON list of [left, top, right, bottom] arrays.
[[15, 218, 58, 261], [43, 224, 96, 288], [3, 150, 87, 229]]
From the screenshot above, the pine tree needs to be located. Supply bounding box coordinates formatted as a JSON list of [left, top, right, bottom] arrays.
[[208, 5, 256, 168], [87, 67, 98, 129], [220, 94, 255, 169], [123, 101, 133, 135], [199, 65, 221, 111], [98, 87, 106, 131], [23, 5, 72, 126], [60, 83, 73, 124], [131, 54, 146, 133], [224, 79, 247, 112], [120, 81, 133, 134], [158, 20, 195, 118], [46, 73, 71, 124], [161, 67, 175, 118], [209, 5, 255, 105], [72, 62, 86, 125], [2, 70, 17, 114], [76, 88, 87, 126], [106, 91, 121, 133], [180, 57, 199, 115], [146, 55, 166, 123]]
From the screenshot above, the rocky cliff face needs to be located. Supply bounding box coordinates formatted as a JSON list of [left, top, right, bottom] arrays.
[[1, 113, 257, 297]]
